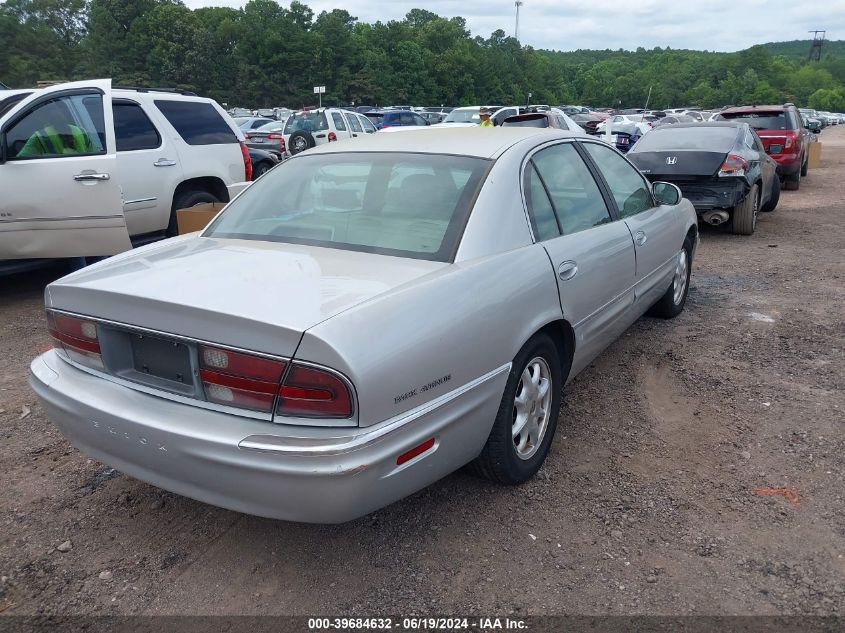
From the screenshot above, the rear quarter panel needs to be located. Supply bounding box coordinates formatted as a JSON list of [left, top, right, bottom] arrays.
[[296, 245, 563, 428]]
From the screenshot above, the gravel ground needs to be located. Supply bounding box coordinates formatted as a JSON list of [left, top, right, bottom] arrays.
[[0, 127, 843, 618]]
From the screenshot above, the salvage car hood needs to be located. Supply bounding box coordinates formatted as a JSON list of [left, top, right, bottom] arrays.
[[46, 235, 447, 356]]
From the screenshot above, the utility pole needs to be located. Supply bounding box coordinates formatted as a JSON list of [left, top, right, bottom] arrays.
[[514, 1, 523, 41], [808, 30, 825, 61]]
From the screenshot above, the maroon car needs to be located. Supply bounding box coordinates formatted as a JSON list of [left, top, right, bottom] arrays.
[[716, 104, 809, 190]]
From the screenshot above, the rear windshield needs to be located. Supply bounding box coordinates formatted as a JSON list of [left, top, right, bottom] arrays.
[[204, 152, 491, 262], [256, 121, 285, 132], [633, 126, 739, 152], [502, 115, 550, 128], [284, 111, 329, 134], [717, 111, 793, 130], [443, 109, 478, 123], [154, 100, 237, 145]]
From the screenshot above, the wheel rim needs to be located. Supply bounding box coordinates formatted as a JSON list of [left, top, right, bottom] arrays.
[[673, 249, 688, 305], [293, 138, 306, 151], [512, 357, 553, 460]]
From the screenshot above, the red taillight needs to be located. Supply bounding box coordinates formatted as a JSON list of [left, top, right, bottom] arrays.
[[199, 345, 286, 412], [47, 312, 104, 370], [396, 438, 436, 465], [327, 132, 337, 142], [784, 131, 797, 149], [267, 133, 283, 141], [718, 154, 749, 177], [244, 132, 253, 139], [239, 141, 253, 181], [277, 365, 352, 418]]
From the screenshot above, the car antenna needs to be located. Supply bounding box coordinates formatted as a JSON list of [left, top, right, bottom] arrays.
[[641, 85, 652, 121]]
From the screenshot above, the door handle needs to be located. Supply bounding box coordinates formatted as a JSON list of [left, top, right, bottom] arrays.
[[73, 173, 110, 181], [634, 230, 647, 246], [558, 260, 578, 281], [154, 159, 177, 167]]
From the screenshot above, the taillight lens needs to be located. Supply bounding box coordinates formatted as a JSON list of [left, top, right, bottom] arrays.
[[327, 132, 337, 142], [239, 141, 253, 181], [277, 364, 353, 418], [718, 154, 749, 177], [47, 312, 104, 370], [267, 133, 283, 141], [199, 345, 286, 412], [784, 132, 797, 149]]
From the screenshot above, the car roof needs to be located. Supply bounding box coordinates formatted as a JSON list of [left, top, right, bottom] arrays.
[[304, 127, 582, 159], [720, 105, 786, 114]]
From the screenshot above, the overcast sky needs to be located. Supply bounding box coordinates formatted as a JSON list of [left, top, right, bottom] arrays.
[[183, 0, 840, 52]]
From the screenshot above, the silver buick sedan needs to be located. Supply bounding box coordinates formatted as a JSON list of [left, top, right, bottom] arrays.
[[30, 128, 698, 523]]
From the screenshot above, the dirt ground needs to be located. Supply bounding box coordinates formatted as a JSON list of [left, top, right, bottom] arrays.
[[1, 127, 843, 619]]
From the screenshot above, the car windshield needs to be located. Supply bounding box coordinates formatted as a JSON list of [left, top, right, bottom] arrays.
[[717, 111, 788, 130], [633, 126, 739, 151], [503, 115, 549, 128], [284, 111, 329, 134], [443, 109, 479, 123], [205, 152, 491, 262], [256, 121, 285, 132]]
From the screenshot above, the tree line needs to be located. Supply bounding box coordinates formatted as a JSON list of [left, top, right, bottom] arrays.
[[2, 0, 845, 112]]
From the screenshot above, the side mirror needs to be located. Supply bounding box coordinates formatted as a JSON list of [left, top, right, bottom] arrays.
[[653, 181, 682, 206]]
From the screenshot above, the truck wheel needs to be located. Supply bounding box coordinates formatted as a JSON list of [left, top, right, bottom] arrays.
[[647, 236, 693, 319], [167, 190, 220, 237], [469, 332, 564, 485], [731, 184, 758, 236], [761, 177, 780, 213]]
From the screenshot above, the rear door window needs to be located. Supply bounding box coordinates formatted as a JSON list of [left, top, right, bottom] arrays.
[[113, 101, 161, 151], [154, 100, 237, 145], [331, 112, 347, 131]]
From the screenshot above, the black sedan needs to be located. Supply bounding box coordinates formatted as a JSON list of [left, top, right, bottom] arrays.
[[248, 147, 280, 179], [627, 122, 779, 235]]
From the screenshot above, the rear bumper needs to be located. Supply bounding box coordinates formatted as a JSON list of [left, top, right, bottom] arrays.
[[676, 180, 748, 212], [773, 154, 801, 177], [30, 350, 507, 523]]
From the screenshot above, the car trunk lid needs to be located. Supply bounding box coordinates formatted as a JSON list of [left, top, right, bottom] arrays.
[[47, 235, 447, 358], [628, 150, 728, 180]]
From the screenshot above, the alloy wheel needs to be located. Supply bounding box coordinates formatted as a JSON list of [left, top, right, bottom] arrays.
[[512, 357, 553, 460]]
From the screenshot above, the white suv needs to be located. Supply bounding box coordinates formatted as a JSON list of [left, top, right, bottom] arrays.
[[0, 79, 250, 263], [283, 108, 377, 155]]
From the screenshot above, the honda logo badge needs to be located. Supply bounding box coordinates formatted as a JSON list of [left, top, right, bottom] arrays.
[[666, 156, 678, 165]]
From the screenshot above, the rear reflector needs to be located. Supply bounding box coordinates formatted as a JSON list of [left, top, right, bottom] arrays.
[[396, 438, 436, 465], [276, 364, 353, 418], [47, 311, 104, 370]]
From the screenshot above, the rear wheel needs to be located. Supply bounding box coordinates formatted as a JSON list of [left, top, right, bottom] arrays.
[[167, 189, 220, 237], [469, 333, 564, 485], [800, 155, 809, 177], [761, 176, 780, 212], [253, 161, 273, 179], [784, 170, 800, 191], [647, 236, 693, 319], [730, 184, 758, 236]]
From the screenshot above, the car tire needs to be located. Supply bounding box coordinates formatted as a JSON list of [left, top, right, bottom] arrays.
[[253, 161, 273, 179], [647, 236, 693, 319], [730, 183, 758, 236], [800, 155, 809, 177], [761, 176, 780, 213], [167, 189, 220, 237], [469, 332, 564, 485], [784, 170, 800, 191], [288, 130, 316, 155]]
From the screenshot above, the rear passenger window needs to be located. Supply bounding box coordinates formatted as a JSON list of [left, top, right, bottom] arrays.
[[331, 112, 347, 131], [346, 114, 363, 133], [531, 143, 612, 234], [524, 163, 561, 241], [113, 102, 160, 151], [154, 100, 236, 145]]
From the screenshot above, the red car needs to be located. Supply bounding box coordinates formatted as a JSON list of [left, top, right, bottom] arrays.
[[716, 104, 809, 190]]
